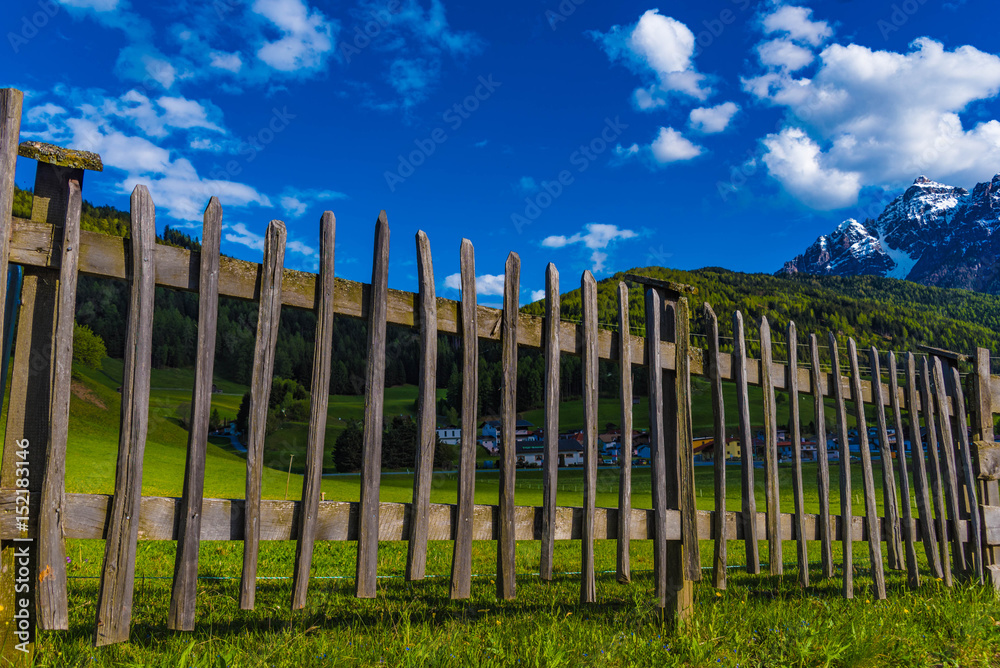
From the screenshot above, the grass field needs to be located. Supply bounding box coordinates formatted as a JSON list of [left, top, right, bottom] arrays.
[[30, 359, 1000, 666]]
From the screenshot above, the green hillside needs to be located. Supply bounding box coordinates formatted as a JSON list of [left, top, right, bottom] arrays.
[[521, 266, 1000, 367]]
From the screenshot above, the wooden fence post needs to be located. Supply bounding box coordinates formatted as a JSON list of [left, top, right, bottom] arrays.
[[580, 271, 598, 603], [169, 198, 222, 629], [733, 311, 759, 574], [497, 252, 520, 601], [645, 288, 668, 607], [405, 230, 435, 581], [291, 211, 336, 606], [356, 213, 388, 599], [663, 296, 695, 622], [788, 322, 808, 588], [615, 283, 632, 584], [94, 186, 156, 646], [239, 220, 286, 610], [705, 304, 726, 589], [449, 239, 477, 600], [971, 347, 1000, 589], [540, 264, 560, 582], [828, 333, 853, 599], [759, 317, 781, 575]]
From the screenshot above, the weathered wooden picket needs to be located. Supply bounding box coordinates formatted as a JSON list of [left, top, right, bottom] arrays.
[[0, 86, 999, 656]]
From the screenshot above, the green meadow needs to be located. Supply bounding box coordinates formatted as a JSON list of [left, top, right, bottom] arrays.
[[24, 359, 1000, 666]]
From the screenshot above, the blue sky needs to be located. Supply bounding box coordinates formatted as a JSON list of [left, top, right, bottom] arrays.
[[4, 0, 1000, 306]]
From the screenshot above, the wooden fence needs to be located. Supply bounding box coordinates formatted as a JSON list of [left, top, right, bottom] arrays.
[[0, 86, 999, 654]]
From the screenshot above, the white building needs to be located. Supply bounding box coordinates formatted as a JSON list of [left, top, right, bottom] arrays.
[[436, 426, 461, 445]]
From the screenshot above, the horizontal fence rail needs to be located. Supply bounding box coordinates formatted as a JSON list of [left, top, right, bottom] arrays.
[[0, 87, 998, 656]]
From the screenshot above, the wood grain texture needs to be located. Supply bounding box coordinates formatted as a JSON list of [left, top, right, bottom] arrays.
[[810, 334, 834, 579], [759, 317, 782, 575], [290, 212, 336, 609], [889, 352, 921, 589], [0, 490, 968, 545], [450, 240, 477, 600], [581, 271, 598, 603], [8, 215, 958, 416], [356, 213, 388, 599], [94, 186, 156, 646], [616, 283, 632, 584], [869, 348, 902, 573], [0, 90, 22, 345], [540, 265, 561, 581], [675, 298, 699, 583], [37, 178, 82, 630], [905, 353, 941, 577], [733, 312, 759, 573], [705, 304, 726, 589], [847, 339, 885, 600], [788, 323, 807, 588], [920, 356, 952, 585], [0, 270, 55, 662], [239, 220, 286, 611], [497, 252, 520, 601], [948, 366, 984, 584], [168, 198, 222, 629], [406, 230, 437, 582], [645, 289, 668, 606], [972, 348, 999, 574], [932, 357, 965, 576], [828, 332, 853, 599]]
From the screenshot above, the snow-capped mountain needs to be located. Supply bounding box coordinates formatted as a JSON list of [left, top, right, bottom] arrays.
[[780, 175, 1000, 293]]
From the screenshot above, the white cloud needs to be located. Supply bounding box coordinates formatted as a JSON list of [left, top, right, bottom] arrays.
[[443, 272, 506, 296], [650, 127, 703, 163], [352, 0, 482, 110], [541, 223, 639, 274], [761, 5, 832, 47], [209, 51, 243, 73], [688, 102, 739, 134], [23, 87, 272, 223], [761, 127, 862, 210], [747, 38, 1000, 207], [281, 196, 307, 217], [591, 9, 710, 105], [276, 187, 349, 218], [515, 176, 538, 194], [115, 44, 179, 89], [529, 289, 545, 302], [58, 0, 120, 11], [610, 128, 702, 168], [253, 0, 335, 72], [25, 102, 66, 127], [757, 38, 814, 72], [287, 240, 315, 256], [225, 222, 265, 251], [224, 222, 314, 258]]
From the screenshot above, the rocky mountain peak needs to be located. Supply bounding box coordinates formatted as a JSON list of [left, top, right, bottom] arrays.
[[780, 173, 1000, 292]]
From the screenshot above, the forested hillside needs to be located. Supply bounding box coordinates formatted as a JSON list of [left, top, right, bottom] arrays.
[[521, 266, 1000, 366], [14, 186, 1000, 416]]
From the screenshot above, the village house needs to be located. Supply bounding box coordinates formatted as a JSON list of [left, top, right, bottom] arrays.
[[436, 426, 461, 445]]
